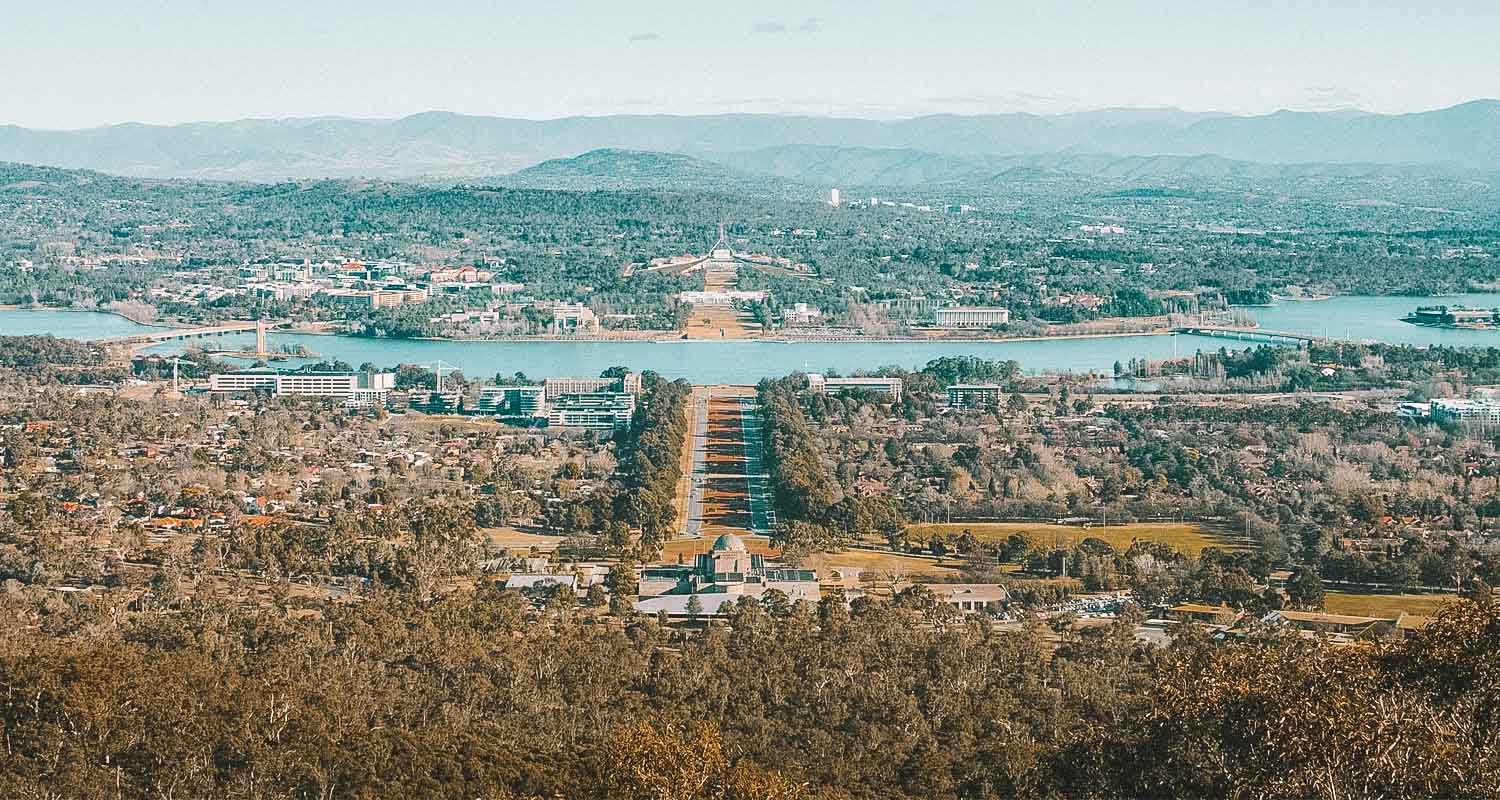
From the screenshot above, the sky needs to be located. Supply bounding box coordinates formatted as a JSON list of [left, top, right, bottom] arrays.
[[4, 0, 1499, 129]]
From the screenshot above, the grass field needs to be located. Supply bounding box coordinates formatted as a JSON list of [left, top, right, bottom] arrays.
[[685, 306, 756, 339], [481, 527, 565, 551], [1323, 590, 1455, 619], [800, 549, 960, 577], [905, 521, 1242, 556]]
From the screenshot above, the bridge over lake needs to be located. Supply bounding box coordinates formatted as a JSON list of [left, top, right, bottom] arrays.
[[1171, 326, 1324, 346]]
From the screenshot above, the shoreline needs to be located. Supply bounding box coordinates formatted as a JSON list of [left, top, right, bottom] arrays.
[[321, 328, 1178, 346], [0, 304, 169, 328]]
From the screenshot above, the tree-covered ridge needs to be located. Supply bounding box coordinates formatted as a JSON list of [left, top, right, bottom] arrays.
[[0, 583, 1495, 798], [6, 160, 1500, 334], [0, 334, 127, 383]]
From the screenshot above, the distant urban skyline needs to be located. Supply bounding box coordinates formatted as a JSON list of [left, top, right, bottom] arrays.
[[5, 0, 1499, 129]]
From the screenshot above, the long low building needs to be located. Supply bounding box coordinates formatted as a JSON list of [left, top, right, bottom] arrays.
[[928, 583, 1009, 613], [1430, 398, 1500, 424], [806, 373, 903, 400], [209, 369, 395, 407], [935, 306, 1011, 328]]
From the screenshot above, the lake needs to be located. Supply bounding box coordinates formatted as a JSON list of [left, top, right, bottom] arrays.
[[2, 294, 1498, 383], [0, 309, 166, 339]]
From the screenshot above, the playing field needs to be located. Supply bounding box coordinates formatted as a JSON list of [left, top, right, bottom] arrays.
[[905, 521, 1242, 556], [1323, 590, 1455, 618]]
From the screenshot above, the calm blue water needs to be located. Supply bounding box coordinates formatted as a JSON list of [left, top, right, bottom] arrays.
[[146, 332, 1216, 381], [1253, 293, 1500, 347], [0, 309, 166, 339], [3, 294, 1498, 382]]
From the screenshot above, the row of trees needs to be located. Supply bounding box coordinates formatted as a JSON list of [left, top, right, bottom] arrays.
[[758, 376, 842, 550], [617, 373, 691, 556]]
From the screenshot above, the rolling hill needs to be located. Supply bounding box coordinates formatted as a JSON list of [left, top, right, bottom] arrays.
[[0, 102, 1497, 181]]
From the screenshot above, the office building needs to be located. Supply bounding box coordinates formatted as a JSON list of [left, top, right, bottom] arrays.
[[323, 288, 426, 309], [829, 188, 841, 207], [947, 384, 1004, 408], [409, 391, 464, 414], [934, 307, 1011, 328], [477, 385, 546, 418], [543, 372, 642, 401], [1430, 398, 1500, 424], [208, 370, 395, 407], [546, 392, 637, 429], [806, 373, 903, 400]]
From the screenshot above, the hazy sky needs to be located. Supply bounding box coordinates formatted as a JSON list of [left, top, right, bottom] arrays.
[[6, 0, 1498, 129]]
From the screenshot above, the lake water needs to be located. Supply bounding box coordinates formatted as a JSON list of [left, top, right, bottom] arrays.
[[0, 309, 166, 339], [161, 332, 1217, 381], [3, 294, 1499, 383], [1252, 293, 1500, 347]]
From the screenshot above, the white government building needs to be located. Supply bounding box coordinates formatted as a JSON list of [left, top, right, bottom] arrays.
[[208, 369, 395, 407], [806, 373, 903, 400], [934, 307, 1011, 328]]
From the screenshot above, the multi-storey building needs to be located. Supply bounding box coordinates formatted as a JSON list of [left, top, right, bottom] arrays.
[[477, 385, 547, 419], [543, 372, 642, 401], [1430, 398, 1500, 424], [946, 383, 1004, 408], [546, 392, 636, 429], [208, 370, 395, 407], [806, 373, 903, 400]]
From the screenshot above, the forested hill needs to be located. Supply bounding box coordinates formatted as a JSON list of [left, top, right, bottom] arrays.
[[496, 149, 777, 192], [2, 101, 1499, 180]]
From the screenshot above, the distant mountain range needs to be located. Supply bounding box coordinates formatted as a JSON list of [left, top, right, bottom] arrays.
[[1, 102, 1498, 182]]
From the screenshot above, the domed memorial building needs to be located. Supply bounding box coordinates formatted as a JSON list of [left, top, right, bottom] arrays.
[[634, 533, 819, 617]]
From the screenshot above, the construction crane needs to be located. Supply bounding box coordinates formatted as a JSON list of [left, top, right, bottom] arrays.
[[412, 360, 461, 390], [166, 356, 192, 394]]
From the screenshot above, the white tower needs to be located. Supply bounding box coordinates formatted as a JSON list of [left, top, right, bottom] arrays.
[[829, 188, 841, 207]]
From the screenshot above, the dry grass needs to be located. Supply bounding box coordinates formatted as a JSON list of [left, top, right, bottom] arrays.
[[1323, 590, 1454, 619], [906, 521, 1240, 556], [685, 306, 756, 339], [798, 549, 960, 577], [481, 527, 565, 551], [390, 414, 498, 432]]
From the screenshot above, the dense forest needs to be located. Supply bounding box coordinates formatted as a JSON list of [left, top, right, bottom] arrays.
[[0, 585, 1495, 799]]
